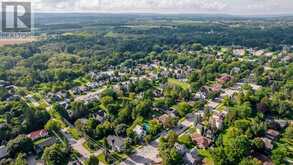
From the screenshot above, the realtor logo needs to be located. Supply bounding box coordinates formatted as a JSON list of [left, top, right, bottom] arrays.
[[1, 1, 31, 32]]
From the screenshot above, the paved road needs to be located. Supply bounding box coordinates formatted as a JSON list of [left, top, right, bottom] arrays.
[[71, 138, 91, 159]]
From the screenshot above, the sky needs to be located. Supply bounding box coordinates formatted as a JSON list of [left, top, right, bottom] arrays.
[[32, 0, 293, 15]]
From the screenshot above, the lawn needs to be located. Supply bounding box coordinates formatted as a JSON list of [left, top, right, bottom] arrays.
[[0, 117, 5, 123], [97, 153, 107, 164], [168, 78, 190, 90], [34, 137, 51, 145], [198, 149, 214, 165], [68, 128, 82, 140]]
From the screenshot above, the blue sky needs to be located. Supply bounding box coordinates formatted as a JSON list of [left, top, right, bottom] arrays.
[[32, 0, 293, 15]]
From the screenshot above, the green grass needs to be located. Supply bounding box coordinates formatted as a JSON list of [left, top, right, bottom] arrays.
[[73, 77, 90, 86], [97, 153, 107, 164], [0, 117, 5, 123], [168, 78, 190, 90], [34, 137, 51, 145], [198, 149, 214, 165], [68, 128, 82, 140]]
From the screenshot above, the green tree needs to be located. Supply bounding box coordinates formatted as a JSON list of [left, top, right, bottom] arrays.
[[42, 144, 68, 165], [224, 135, 251, 163], [45, 120, 62, 132], [148, 119, 162, 136], [211, 147, 227, 165], [159, 131, 182, 165], [7, 135, 34, 157], [175, 102, 191, 117], [14, 153, 28, 165], [115, 124, 128, 137], [239, 158, 261, 165], [252, 138, 265, 152], [178, 134, 192, 148], [272, 145, 288, 165], [85, 155, 99, 165]]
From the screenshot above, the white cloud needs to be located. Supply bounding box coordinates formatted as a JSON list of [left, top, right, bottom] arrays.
[[31, 0, 293, 14]]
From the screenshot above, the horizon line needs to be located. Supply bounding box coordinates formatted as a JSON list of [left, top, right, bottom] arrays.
[[32, 10, 293, 17]]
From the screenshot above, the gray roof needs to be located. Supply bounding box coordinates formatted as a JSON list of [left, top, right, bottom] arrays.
[[184, 149, 202, 165], [106, 135, 126, 149], [0, 146, 8, 159]]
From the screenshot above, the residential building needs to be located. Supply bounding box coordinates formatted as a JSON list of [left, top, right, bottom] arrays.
[[27, 129, 49, 141], [191, 133, 212, 149], [0, 146, 8, 159], [265, 129, 280, 140], [35, 137, 57, 153], [183, 148, 203, 165], [193, 111, 204, 124], [261, 137, 273, 151], [217, 74, 233, 84], [233, 49, 246, 56], [106, 135, 127, 152], [210, 111, 225, 130], [174, 143, 188, 155], [274, 119, 288, 129]]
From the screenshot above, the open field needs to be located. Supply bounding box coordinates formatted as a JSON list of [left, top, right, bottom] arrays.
[[0, 38, 37, 46]]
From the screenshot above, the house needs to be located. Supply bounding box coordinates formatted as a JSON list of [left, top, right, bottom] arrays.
[[86, 82, 98, 89], [205, 128, 215, 140], [36, 160, 45, 165], [265, 129, 280, 140], [174, 143, 188, 155], [68, 160, 82, 165], [0, 146, 8, 159], [106, 135, 127, 152], [210, 112, 225, 130], [281, 55, 293, 63], [261, 137, 273, 151], [0, 123, 5, 129], [254, 50, 265, 56], [35, 137, 57, 152], [6, 95, 21, 101], [253, 152, 273, 165], [133, 125, 146, 138], [49, 93, 63, 102], [27, 129, 49, 141], [274, 119, 288, 129], [153, 89, 163, 97], [191, 133, 212, 149], [211, 84, 222, 93], [58, 101, 69, 110], [0, 80, 9, 87], [195, 91, 207, 100], [184, 148, 203, 165], [233, 49, 246, 56], [193, 111, 204, 124], [217, 75, 233, 84], [158, 114, 170, 127], [264, 52, 274, 57], [231, 67, 241, 74], [207, 101, 220, 110], [198, 86, 210, 99], [94, 111, 106, 123]]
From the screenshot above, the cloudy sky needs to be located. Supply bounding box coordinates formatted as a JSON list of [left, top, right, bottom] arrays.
[[32, 0, 293, 15]]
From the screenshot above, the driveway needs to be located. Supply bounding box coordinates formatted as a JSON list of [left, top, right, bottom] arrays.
[[71, 138, 91, 159], [121, 141, 161, 165]]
